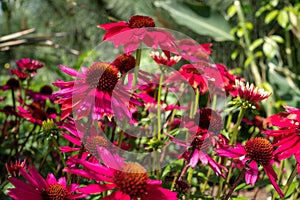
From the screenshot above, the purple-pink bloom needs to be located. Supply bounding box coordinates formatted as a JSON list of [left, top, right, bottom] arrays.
[[215, 137, 284, 198], [264, 106, 300, 174], [8, 166, 84, 200], [65, 148, 178, 200]]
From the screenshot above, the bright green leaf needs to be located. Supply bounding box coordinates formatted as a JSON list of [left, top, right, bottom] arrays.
[[269, 35, 284, 43], [265, 10, 279, 24], [231, 49, 239, 60], [249, 38, 264, 51], [154, 1, 234, 41], [277, 10, 289, 28], [263, 42, 276, 58], [227, 4, 237, 18]]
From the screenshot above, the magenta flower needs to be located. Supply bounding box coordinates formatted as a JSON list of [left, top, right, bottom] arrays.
[[215, 137, 284, 198], [98, 15, 175, 54], [264, 106, 300, 173], [150, 51, 181, 67], [16, 58, 44, 76], [52, 63, 138, 122], [234, 79, 272, 103], [99, 15, 155, 40], [176, 39, 212, 62], [10, 69, 29, 81], [8, 166, 83, 200], [6, 160, 26, 177], [65, 148, 178, 199]]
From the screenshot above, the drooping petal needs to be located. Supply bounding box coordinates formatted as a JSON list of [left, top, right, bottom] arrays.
[[245, 160, 258, 186], [264, 164, 284, 198]]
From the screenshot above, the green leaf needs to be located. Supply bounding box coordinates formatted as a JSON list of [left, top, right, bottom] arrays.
[[265, 10, 279, 24], [269, 35, 284, 43], [263, 41, 276, 58], [249, 38, 264, 51], [154, 1, 234, 41], [277, 10, 289, 28], [227, 4, 237, 18]]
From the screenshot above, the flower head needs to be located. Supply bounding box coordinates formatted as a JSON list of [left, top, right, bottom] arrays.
[[264, 106, 300, 173], [8, 166, 83, 200], [53, 63, 137, 122], [216, 137, 283, 198], [112, 53, 136, 75], [16, 58, 44, 75], [234, 79, 272, 103], [6, 160, 26, 177], [98, 15, 175, 54], [65, 148, 178, 199], [150, 51, 181, 67]]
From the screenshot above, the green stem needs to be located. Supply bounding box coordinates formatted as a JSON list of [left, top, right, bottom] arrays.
[[157, 70, 164, 141], [230, 107, 246, 145], [133, 47, 142, 86], [283, 164, 298, 197], [235, 0, 262, 86], [193, 89, 200, 116], [118, 130, 124, 147], [201, 167, 212, 193], [186, 167, 194, 200]]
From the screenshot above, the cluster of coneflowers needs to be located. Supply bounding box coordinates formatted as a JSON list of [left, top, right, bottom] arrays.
[[2, 15, 300, 200]]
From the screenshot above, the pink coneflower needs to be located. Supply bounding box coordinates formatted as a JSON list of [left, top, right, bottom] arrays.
[[6, 160, 26, 177], [53, 62, 138, 122], [112, 53, 136, 75], [98, 15, 175, 54], [17, 102, 56, 125], [99, 15, 155, 40], [215, 64, 241, 96], [10, 69, 28, 81], [264, 106, 300, 173], [65, 148, 178, 199], [234, 79, 272, 103], [176, 39, 212, 62], [179, 133, 227, 178], [150, 51, 181, 67], [215, 137, 284, 198], [16, 58, 44, 75], [8, 166, 83, 200]]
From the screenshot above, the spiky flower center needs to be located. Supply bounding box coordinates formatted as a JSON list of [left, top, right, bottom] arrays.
[[128, 15, 155, 28], [85, 135, 108, 154], [113, 162, 148, 198], [112, 54, 136, 74], [6, 78, 20, 88], [85, 62, 119, 92], [191, 135, 211, 152], [32, 109, 48, 121], [43, 184, 70, 200], [40, 85, 53, 95], [245, 137, 273, 166], [199, 108, 223, 133]]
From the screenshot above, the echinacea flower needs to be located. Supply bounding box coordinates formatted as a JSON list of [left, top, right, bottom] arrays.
[[98, 15, 175, 54], [16, 58, 44, 76], [6, 160, 26, 177], [99, 15, 155, 41], [8, 166, 83, 200], [150, 51, 181, 67], [264, 106, 300, 173], [215, 137, 284, 198], [234, 79, 272, 103], [53, 62, 138, 122], [10, 69, 28, 81], [112, 53, 136, 75], [65, 148, 178, 200]]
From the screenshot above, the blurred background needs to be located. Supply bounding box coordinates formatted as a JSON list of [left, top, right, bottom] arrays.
[[1, 0, 300, 110]]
